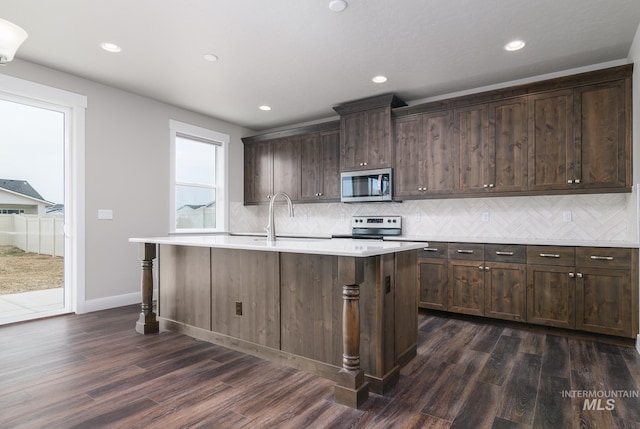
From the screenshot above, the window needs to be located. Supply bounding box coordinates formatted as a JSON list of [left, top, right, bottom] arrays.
[[169, 120, 228, 233]]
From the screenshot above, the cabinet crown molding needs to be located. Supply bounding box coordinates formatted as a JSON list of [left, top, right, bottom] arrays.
[[333, 93, 406, 116]]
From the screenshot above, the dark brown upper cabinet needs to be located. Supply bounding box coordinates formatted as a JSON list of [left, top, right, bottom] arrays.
[[242, 121, 339, 205], [488, 97, 528, 193], [243, 136, 300, 204], [453, 104, 490, 193], [453, 98, 527, 194], [299, 129, 340, 201], [528, 79, 630, 193], [334, 94, 406, 171], [394, 110, 454, 198]]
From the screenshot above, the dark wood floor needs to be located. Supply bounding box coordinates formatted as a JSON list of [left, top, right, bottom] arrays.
[[1, 306, 639, 429]]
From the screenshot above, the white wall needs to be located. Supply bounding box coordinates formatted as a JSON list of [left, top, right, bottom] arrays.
[[0, 60, 251, 307], [627, 22, 640, 352]]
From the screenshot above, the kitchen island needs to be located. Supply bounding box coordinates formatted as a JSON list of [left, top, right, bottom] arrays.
[[129, 235, 425, 408]]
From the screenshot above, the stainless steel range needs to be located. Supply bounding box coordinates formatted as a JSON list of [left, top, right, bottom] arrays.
[[332, 215, 402, 239]]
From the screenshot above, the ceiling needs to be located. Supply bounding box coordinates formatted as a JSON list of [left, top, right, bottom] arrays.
[[2, 0, 640, 132]]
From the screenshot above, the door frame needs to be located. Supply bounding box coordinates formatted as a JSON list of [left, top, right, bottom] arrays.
[[0, 73, 86, 316]]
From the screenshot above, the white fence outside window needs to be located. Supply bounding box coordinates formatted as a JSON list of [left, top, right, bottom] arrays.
[[0, 214, 64, 257]]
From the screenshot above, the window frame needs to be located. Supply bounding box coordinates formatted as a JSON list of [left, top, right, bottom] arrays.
[[169, 120, 229, 234]]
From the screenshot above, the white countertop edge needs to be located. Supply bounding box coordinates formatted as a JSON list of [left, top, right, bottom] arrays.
[[385, 235, 640, 248], [129, 235, 426, 257]]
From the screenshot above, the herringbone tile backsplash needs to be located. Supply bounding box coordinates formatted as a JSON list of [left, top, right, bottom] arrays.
[[230, 191, 637, 243]]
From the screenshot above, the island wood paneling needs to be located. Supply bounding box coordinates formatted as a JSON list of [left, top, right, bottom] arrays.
[[210, 248, 280, 349], [158, 245, 211, 330]]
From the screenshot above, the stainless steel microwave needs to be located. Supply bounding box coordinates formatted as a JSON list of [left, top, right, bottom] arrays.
[[340, 168, 393, 202]]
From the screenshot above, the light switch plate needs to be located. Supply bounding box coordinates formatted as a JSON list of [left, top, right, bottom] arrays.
[[98, 209, 113, 220]]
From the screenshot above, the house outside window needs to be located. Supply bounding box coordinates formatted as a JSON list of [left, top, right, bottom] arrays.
[[169, 120, 228, 233]]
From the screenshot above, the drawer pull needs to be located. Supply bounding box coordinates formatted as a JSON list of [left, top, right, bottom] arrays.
[[457, 250, 474, 254], [495, 251, 514, 256], [540, 253, 560, 258], [423, 247, 439, 252], [590, 255, 614, 261]]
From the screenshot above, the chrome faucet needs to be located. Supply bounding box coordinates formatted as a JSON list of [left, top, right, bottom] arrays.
[[265, 192, 294, 242]]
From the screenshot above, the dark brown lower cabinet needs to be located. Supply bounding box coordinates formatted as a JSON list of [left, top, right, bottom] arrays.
[[417, 243, 448, 310], [576, 268, 632, 337], [448, 259, 484, 316], [484, 262, 526, 321], [420, 243, 637, 338], [526, 264, 575, 329]]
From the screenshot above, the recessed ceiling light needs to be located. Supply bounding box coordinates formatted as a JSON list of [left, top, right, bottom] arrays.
[[203, 53, 218, 62], [329, 0, 348, 12], [259, 105, 271, 111], [372, 75, 388, 83], [504, 40, 526, 51], [100, 42, 121, 53]]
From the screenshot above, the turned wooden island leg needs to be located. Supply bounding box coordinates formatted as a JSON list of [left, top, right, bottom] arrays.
[[334, 257, 369, 408], [135, 242, 159, 334]]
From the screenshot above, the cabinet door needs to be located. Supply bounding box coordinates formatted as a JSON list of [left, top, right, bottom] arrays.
[[365, 107, 392, 169], [527, 89, 574, 191], [484, 262, 526, 322], [340, 107, 392, 171], [159, 245, 211, 330], [272, 137, 300, 200], [340, 111, 365, 170], [574, 79, 629, 189], [454, 104, 489, 193], [448, 259, 484, 316], [319, 130, 340, 200], [394, 115, 422, 197], [488, 98, 527, 192], [418, 258, 448, 310], [299, 130, 340, 201], [576, 267, 632, 337], [300, 133, 322, 201], [526, 264, 575, 329], [244, 142, 273, 204]]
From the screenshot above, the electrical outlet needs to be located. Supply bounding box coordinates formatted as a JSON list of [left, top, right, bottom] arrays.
[[235, 301, 242, 316], [415, 212, 421, 221], [384, 276, 391, 294], [482, 211, 490, 222], [563, 211, 572, 222]]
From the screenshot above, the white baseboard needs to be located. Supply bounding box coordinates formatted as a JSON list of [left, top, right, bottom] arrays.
[[81, 289, 158, 313]]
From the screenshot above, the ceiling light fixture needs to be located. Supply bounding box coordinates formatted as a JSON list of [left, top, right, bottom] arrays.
[[504, 40, 526, 51], [329, 0, 348, 12], [259, 105, 271, 111], [0, 18, 28, 64], [203, 53, 218, 62], [372, 75, 388, 83], [100, 42, 122, 53]]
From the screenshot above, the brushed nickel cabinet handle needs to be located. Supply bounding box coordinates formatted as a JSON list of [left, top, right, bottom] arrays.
[[569, 272, 575, 278], [478, 266, 484, 270], [590, 255, 613, 261], [495, 251, 514, 256], [457, 249, 474, 254], [575, 179, 581, 184], [540, 253, 560, 258], [423, 248, 438, 252], [577, 272, 583, 278]]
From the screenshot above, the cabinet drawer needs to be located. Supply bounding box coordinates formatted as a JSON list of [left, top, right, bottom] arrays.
[[418, 242, 448, 259], [576, 247, 631, 269], [527, 246, 575, 266], [448, 243, 484, 260], [485, 244, 526, 264]]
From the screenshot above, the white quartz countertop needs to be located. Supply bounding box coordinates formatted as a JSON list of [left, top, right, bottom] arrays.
[[387, 235, 640, 248], [129, 235, 426, 257]]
